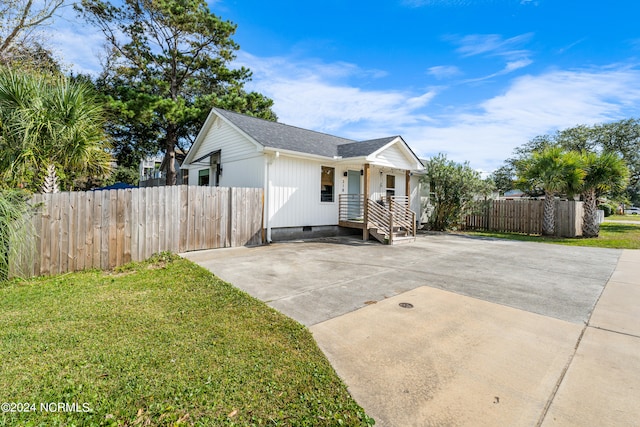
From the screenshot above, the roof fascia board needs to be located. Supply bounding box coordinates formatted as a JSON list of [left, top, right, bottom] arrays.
[[263, 146, 344, 162]]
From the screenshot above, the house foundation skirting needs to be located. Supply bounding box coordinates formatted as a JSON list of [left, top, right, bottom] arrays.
[[269, 225, 360, 242]]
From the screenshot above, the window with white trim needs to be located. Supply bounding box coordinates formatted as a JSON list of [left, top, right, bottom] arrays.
[[321, 166, 335, 202], [386, 174, 396, 197]]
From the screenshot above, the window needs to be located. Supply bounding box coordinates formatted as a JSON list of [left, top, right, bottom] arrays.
[[321, 166, 335, 202], [198, 169, 210, 186], [386, 174, 396, 197]]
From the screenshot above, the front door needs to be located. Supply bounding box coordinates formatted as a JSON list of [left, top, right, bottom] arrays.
[[347, 170, 362, 219]]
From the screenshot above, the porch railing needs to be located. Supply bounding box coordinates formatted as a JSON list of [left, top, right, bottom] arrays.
[[339, 194, 416, 243], [389, 197, 416, 237], [338, 194, 365, 222], [366, 198, 392, 237]]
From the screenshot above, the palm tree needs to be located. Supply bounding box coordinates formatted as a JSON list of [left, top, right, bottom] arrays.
[[518, 146, 584, 235], [0, 188, 32, 281], [580, 151, 629, 237], [0, 67, 112, 192]]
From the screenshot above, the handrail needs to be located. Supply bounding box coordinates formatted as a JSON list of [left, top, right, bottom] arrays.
[[341, 194, 416, 242], [367, 198, 391, 236], [389, 197, 416, 237]]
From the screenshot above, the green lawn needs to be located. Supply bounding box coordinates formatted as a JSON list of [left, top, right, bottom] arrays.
[[606, 214, 640, 221], [0, 254, 374, 426], [462, 222, 640, 249]]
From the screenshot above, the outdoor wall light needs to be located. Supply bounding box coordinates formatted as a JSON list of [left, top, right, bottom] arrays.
[[343, 171, 348, 177], [360, 169, 364, 175]]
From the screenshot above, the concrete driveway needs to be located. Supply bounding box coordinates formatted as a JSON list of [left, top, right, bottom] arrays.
[[182, 233, 640, 426]]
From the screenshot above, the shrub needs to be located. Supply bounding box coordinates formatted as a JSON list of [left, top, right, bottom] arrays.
[[600, 203, 613, 217]]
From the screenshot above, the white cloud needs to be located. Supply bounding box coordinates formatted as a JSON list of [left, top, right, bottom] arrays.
[[43, 6, 106, 75], [240, 52, 640, 172], [462, 58, 533, 83], [238, 52, 437, 133], [452, 32, 533, 60], [504, 59, 533, 73], [48, 25, 105, 75], [410, 66, 640, 171], [427, 65, 462, 79], [446, 33, 534, 82]]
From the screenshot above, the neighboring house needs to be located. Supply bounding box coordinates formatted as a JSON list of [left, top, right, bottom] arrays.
[[139, 150, 187, 187], [139, 155, 163, 182], [181, 108, 425, 243], [501, 189, 526, 199]]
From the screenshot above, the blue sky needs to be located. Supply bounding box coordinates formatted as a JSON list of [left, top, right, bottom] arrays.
[[50, 0, 640, 173]]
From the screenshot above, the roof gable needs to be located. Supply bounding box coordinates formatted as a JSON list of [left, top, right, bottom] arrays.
[[366, 136, 424, 170]]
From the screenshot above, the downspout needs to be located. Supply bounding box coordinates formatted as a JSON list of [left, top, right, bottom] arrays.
[[264, 151, 279, 243], [264, 155, 271, 243]]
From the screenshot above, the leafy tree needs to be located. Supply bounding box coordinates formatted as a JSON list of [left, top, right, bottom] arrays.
[[107, 165, 139, 186], [1, 41, 62, 73], [580, 151, 629, 237], [79, 0, 276, 184], [591, 119, 640, 206], [510, 119, 640, 205], [0, 0, 65, 69], [489, 164, 516, 194], [0, 67, 112, 191], [516, 147, 584, 236], [424, 153, 494, 231]]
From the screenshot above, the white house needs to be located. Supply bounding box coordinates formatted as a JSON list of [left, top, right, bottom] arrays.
[[182, 108, 425, 243]]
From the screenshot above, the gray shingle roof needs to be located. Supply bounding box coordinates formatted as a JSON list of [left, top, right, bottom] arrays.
[[214, 108, 398, 158], [337, 137, 397, 158]]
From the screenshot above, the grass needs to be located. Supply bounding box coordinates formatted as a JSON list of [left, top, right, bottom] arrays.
[[0, 253, 374, 426], [606, 214, 640, 221], [462, 222, 640, 249]]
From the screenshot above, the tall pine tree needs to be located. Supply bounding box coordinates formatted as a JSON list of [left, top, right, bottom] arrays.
[[80, 0, 276, 184]]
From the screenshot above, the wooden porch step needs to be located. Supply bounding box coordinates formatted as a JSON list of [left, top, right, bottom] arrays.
[[389, 235, 415, 245], [368, 227, 415, 245], [368, 227, 387, 244]]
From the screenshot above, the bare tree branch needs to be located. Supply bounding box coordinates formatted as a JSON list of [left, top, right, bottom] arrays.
[[0, 0, 65, 57]]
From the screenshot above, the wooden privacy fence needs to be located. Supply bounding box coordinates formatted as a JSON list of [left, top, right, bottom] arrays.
[[463, 199, 583, 237], [9, 186, 263, 279]]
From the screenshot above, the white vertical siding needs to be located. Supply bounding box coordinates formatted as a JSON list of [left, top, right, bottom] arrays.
[[336, 164, 364, 196], [183, 116, 263, 186], [268, 156, 339, 228], [185, 155, 263, 188], [368, 166, 405, 201], [371, 144, 415, 170], [370, 168, 383, 201], [219, 156, 264, 188], [195, 117, 259, 162], [410, 175, 422, 223]]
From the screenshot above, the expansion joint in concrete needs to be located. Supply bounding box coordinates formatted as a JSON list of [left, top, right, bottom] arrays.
[[535, 324, 587, 427]]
